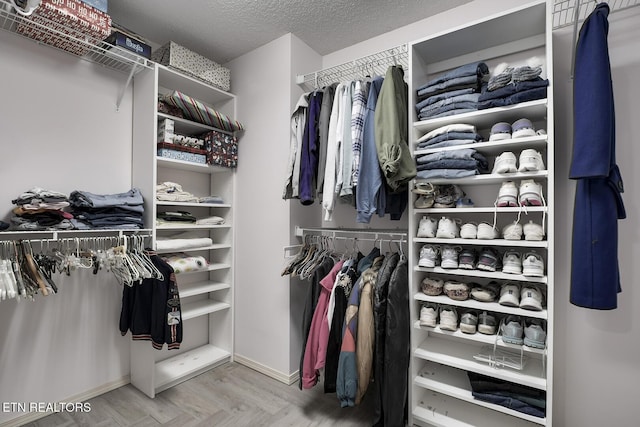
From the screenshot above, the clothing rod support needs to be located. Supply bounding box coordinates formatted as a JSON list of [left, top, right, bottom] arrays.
[[295, 225, 407, 238]]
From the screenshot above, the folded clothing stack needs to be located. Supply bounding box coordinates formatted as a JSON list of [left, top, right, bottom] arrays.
[[467, 371, 546, 418], [415, 61, 489, 120], [156, 182, 225, 205], [415, 148, 488, 180], [10, 187, 73, 231], [155, 238, 213, 252], [416, 123, 483, 150], [69, 188, 145, 230], [479, 61, 549, 110]]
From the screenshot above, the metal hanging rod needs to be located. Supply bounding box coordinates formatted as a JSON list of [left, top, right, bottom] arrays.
[[553, 0, 640, 29], [295, 226, 407, 239], [0, 229, 153, 242], [295, 44, 408, 89]]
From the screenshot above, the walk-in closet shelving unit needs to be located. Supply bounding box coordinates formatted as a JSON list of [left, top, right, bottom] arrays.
[[408, 1, 554, 426], [131, 64, 236, 398]]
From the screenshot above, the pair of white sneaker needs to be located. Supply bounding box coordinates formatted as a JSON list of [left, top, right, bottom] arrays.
[[497, 179, 544, 207], [502, 250, 545, 277], [460, 222, 498, 240], [499, 283, 544, 311], [417, 216, 460, 239], [492, 149, 545, 174], [502, 220, 545, 241]]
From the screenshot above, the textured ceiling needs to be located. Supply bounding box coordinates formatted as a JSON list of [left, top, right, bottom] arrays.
[[108, 0, 473, 64]]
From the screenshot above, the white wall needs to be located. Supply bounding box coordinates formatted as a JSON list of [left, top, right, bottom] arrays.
[[0, 31, 135, 425], [226, 33, 321, 379]]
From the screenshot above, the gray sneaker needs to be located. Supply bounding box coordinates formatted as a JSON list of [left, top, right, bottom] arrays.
[[524, 319, 547, 349], [501, 315, 524, 345]]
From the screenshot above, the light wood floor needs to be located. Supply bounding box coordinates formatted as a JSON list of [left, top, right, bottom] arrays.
[[27, 362, 376, 426]]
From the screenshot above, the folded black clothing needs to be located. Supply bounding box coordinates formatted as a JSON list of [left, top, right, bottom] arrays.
[[157, 211, 197, 223], [0, 221, 9, 230]]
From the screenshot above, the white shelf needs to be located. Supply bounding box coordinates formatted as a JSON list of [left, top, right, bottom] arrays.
[[155, 244, 231, 254], [181, 299, 230, 321], [156, 224, 231, 230], [414, 337, 546, 390], [179, 281, 231, 298], [414, 207, 547, 214], [414, 293, 548, 320], [421, 170, 548, 185], [155, 344, 231, 392], [413, 99, 548, 133], [157, 157, 231, 173], [414, 362, 546, 425], [415, 134, 547, 157], [414, 266, 547, 284], [413, 321, 546, 355], [415, 362, 546, 424], [413, 237, 548, 248], [156, 201, 231, 208]]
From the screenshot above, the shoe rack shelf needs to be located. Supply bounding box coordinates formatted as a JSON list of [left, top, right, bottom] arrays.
[[131, 64, 237, 398], [408, 1, 554, 426]]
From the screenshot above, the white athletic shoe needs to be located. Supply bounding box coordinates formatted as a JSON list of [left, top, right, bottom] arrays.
[[417, 216, 438, 238], [518, 149, 545, 172]]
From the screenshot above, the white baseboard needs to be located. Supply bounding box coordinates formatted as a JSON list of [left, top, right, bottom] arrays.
[[0, 376, 130, 427], [233, 354, 299, 385]]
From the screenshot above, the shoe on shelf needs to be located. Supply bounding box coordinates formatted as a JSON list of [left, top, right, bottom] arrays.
[[477, 247, 502, 272], [522, 251, 545, 277], [519, 179, 544, 207], [418, 244, 440, 268], [436, 217, 460, 239], [460, 311, 478, 334], [489, 122, 512, 141], [501, 315, 524, 345], [523, 220, 545, 241], [511, 118, 536, 139], [496, 181, 518, 207], [456, 197, 475, 208], [439, 306, 458, 331], [419, 303, 439, 327], [421, 276, 444, 296], [502, 221, 523, 240], [458, 247, 478, 270], [492, 151, 517, 174], [499, 283, 520, 307], [460, 222, 478, 239], [524, 318, 547, 349], [470, 281, 500, 302], [518, 149, 546, 172], [478, 311, 498, 335], [441, 245, 461, 269], [434, 184, 465, 208], [520, 285, 544, 311], [415, 194, 435, 209], [417, 216, 438, 238], [413, 180, 436, 195], [477, 222, 498, 240], [502, 250, 523, 275], [444, 280, 470, 301]]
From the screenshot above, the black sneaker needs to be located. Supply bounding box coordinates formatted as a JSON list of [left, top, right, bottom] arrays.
[[477, 247, 502, 272], [458, 248, 477, 270]]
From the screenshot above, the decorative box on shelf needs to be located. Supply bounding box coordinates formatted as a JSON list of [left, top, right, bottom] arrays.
[[203, 130, 238, 169], [157, 142, 207, 165], [16, 0, 111, 56], [151, 41, 231, 92]]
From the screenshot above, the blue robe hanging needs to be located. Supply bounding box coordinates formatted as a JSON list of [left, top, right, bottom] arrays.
[[569, 2, 626, 310]]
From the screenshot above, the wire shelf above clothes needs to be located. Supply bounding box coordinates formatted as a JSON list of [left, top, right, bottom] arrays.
[[295, 44, 408, 90], [553, 0, 640, 29]]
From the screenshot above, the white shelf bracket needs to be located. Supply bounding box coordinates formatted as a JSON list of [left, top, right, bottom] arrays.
[[116, 63, 138, 112]]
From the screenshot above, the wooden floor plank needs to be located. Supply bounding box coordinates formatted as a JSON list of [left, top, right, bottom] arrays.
[[26, 363, 376, 427]]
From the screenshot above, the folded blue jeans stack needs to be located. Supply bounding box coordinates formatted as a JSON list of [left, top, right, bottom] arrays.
[[415, 148, 488, 180], [478, 62, 549, 110], [467, 371, 546, 418], [415, 61, 489, 120]]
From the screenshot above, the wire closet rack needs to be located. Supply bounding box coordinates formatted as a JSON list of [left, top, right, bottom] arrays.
[[295, 44, 408, 90], [552, 0, 640, 28]]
